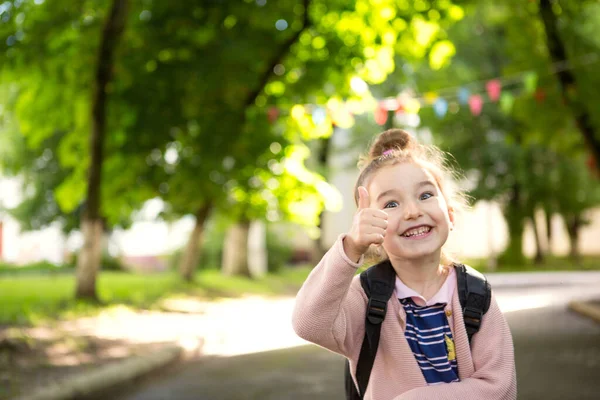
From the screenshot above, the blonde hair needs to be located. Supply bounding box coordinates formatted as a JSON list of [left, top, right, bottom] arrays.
[[354, 128, 469, 266]]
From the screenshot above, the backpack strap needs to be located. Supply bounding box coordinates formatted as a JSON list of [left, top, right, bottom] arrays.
[[454, 263, 492, 343], [353, 260, 396, 398]]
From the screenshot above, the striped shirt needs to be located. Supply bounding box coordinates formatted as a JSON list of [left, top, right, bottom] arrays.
[[400, 298, 459, 385], [395, 267, 459, 385]]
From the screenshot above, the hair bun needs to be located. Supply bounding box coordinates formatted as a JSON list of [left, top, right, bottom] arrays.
[[368, 128, 415, 159]]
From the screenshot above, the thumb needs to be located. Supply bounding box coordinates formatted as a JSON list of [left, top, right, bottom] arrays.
[[357, 186, 370, 210]]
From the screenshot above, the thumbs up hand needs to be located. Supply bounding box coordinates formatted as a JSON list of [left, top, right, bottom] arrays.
[[343, 186, 389, 263]]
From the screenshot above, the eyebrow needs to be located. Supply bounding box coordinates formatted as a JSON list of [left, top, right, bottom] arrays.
[[416, 180, 436, 189], [376, 180, 436, 201]]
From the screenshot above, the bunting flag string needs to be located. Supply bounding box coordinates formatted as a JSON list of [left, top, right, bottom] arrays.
[[265, 51, 599, 126]]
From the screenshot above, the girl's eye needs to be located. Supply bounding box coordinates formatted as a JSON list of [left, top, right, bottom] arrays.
[[420, 192, 434, 201], [384, 200, 398, 209]]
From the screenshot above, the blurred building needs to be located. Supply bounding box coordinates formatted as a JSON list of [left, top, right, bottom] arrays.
[[0, 177, 196, 267], [0, 177, 67, 264]]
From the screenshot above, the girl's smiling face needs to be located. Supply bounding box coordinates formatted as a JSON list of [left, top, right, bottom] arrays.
[[367, 162, 454, 262]]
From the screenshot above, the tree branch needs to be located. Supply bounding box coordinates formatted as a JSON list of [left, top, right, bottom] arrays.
[[539, 0, 600, 169], [244, 0, 311, 109]]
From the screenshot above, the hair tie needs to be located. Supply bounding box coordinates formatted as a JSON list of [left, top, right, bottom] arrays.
[[382, 149, 393, 156]]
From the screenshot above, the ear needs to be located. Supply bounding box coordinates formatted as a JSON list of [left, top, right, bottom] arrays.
[[448, 206, 455, 228]]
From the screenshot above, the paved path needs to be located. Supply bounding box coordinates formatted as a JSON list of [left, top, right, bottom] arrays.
[[113, 273, 600, 400]]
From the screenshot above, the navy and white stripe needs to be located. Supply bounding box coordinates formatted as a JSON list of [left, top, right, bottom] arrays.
[[400, 298, 459, 385]]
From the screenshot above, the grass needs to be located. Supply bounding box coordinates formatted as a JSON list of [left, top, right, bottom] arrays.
[[0, 261, 73, 276], [0, 266, 314, 325]]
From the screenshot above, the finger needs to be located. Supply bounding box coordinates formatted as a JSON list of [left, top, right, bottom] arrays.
[[357, 186, 370, 210], [365, 233, 385, 245], [370, 209, 389, 221], [359, 222, 386, 237], [363, 215, 387, 230]]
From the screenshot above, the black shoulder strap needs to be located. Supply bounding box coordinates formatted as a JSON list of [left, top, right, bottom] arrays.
[[352, 260, 396, 399], [455, 263, 492, 343]]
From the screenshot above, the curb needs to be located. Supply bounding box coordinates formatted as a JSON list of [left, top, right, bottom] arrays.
[[15, 344, 183, 400], [568, 300, 600, 324]]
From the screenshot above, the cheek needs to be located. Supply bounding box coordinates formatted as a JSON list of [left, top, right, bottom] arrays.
[[431, 201, 450, 220], [385, 214, 401, 234]]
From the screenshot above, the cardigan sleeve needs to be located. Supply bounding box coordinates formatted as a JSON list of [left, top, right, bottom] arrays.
[[291, 235, 368, 357], [394, 293, 517, 400]]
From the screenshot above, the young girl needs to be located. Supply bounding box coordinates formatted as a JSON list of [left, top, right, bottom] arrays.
[[292, 129, 516, 399]]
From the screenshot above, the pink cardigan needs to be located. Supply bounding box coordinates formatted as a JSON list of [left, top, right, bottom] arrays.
[[292, 236, 517, 400]]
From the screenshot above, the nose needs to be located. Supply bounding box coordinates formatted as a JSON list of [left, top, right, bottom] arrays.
[[403, 200, 422, 220]]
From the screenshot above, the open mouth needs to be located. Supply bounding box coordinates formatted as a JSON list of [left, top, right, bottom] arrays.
[[401, 225, 432, 238]]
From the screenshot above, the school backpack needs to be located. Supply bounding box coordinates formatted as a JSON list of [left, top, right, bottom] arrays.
[[344, 260, 492, 400]]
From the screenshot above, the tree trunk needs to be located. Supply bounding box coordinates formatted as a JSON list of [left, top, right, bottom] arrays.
[[247, 220, 267, 278], [499, 184, 526, 266], [545, 208, 553, 256], [501, 212, 525, 266], [222, 220, 251, 277], [76, 219, 103, 299], [530, 214, 544, 265], [539, 0, 600, 169], [179, 204, 212, 282], [76, 0, 129, 300], [565, 214, 582, 264]]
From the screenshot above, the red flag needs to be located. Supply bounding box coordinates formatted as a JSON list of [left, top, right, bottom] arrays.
[[468, 95, 483, 116], [375, 103, 388, 126], [486, 79, 502, 102]]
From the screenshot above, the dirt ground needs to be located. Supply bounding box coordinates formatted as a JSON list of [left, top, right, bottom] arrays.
[[0, 323, 167, 399]]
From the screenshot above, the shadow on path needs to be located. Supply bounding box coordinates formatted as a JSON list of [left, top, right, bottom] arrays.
[[113, 345, 345, 400]]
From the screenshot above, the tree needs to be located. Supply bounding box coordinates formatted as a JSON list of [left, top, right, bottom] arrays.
[[344, 0, 600, 266], [127, 0, 466, 278], [538, 0, 600, 168], [1, 0, 466, 287], [114, 0, 323, 280], [0, 122, 81, 233], [553, 153, 600, 262], [419, 0, 600, 264], [0, 0, 139, 299], [76, 0, 129, 300]]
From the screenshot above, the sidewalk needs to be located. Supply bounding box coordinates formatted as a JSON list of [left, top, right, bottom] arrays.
[[486, 271, 600, 324], [485, 270, 600, 288]]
